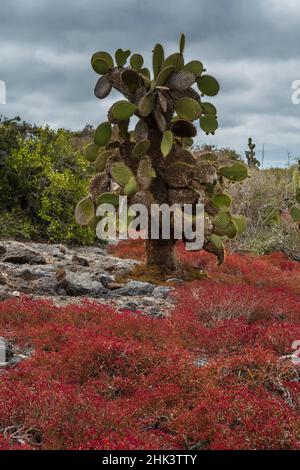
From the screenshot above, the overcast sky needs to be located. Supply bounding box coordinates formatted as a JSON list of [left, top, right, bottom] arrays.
[[1, 0, 300, 166]]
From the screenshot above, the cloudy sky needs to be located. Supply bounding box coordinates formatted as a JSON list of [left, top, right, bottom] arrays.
[[1, 0, 300, 166]]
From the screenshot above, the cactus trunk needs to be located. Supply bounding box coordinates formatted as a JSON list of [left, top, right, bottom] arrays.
[[145, 238, 176, 273]]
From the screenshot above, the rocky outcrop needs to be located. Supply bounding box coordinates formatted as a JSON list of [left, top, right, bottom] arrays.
[[0, 240, 175, 317]]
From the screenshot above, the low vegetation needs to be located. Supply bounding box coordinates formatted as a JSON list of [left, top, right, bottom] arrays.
[[0, 247, 299, 450]]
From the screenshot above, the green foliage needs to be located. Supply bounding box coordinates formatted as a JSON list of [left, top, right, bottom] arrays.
[[0, 121, 95, 244], [161, 130, 173, 157]]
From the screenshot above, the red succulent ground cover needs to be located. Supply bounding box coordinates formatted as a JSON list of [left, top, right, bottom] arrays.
[[0, 241, 299, 450]]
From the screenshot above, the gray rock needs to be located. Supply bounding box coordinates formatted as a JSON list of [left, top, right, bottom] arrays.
[[195, 357, 209, 368], [0, 337, 14, 363], [64, 272, 109, 297], [152, 286, 173, 299], [113, 280, 155, 297], [142, 297, 155, 306], [72, 254, 89, 266], [34, 277, 59, 296], [97, 274, 116, 287], [123, 301, 139, 312], [0, 245, 7, 257], [2, 248, 46, 265], [148, 307, 164, 318], [166, 278, 184, 284]]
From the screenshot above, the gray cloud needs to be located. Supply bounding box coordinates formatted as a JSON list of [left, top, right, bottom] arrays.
[[1, 0, 300, 166]]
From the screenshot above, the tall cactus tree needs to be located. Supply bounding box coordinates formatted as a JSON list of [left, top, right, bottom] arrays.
[[76, 34, 248, 272], [245, 137, 260, 169]]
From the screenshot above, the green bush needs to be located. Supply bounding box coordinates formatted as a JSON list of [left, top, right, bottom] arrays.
[[228, 167, 300, 255], [0, 119, 95, 244]]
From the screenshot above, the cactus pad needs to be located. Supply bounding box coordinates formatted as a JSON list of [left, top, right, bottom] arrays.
[[111, 161, 134, 186], [130, 54, 144, 72], [115, 48, 131, 66], [175, 97, 202, 121], [197, 75, 220, 96], [112, 100, 137, 120], [94, 122, 112, 147], [161, 130, 173, 157], [91, 52, 114, 75], [75, 196, 95, 226], [84, 143, 100, 162], [132, 139, 151, 158]]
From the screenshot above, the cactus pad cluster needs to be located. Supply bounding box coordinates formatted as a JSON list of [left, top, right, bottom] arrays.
[[245, 138, 260, 169], [75, 34, 249, 265]]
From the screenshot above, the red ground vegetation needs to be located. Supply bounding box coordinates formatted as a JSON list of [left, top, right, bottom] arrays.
[[0, 241, 299, 450]]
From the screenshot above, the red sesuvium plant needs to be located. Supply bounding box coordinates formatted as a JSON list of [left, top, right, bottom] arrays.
[[0, 250, 299, 450], [75, 34, 248, 272]]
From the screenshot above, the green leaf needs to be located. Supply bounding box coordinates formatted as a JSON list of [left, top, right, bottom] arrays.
[[130, 53, 144, 72], [296, 190, 300, 204], [112, 100, 137, 120], [115, 48, 131, 66], [175, 97, 202, 121], [223, 221, 238, 239], [139, 92, 155, 117], [91, 51, 114, 75], [200, 115, 218, 134], [156, 66, 176, 86], [213, 210, 231, 233], [75, 196, 95, 226], [219, 162, 248, 182], [161, 53, 184, 70], [212, 193, 232, 209], [132, 139, 151, 158], [179, 33, 186, 54], [97, 192, 120, 207], [111, 161, 134, 186], [84, 143, 100, 162], [124, 177, 138, 197], [201, 102, 217, 115], [161, 130, 173, 157], [95, 150, 111, 172], [209, 234, 225, 265], [290, 206, 300, 222], [184, 60, 203, 75], [140, 67, 151, 81], [197, 75, 220, 96], [210, 233, 223, 250], [232, 215, 247, 234], [152, 44, 165, 79], [94, 122, 112, 147]]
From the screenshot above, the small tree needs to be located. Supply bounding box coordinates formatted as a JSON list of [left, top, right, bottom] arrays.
[[245, 138, 260, 169], [76, 34, 248, 272]]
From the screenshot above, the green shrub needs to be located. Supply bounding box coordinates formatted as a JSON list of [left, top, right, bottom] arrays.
[[0, 120, 96, 244]]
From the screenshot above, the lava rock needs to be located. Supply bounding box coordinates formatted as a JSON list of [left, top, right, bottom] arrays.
[[152, 286, 173, 299], [2, 248, 46, 265], [72, 255, 89, 267], [113, 280, 155, 297], [63, 272, 109, 298], [0, 337, 14, 363]]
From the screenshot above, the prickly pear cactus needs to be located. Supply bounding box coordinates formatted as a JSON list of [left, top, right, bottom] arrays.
[[290, 162, 300, 229], [245, 137, 260, 169], [76, 34, 248, 266]]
